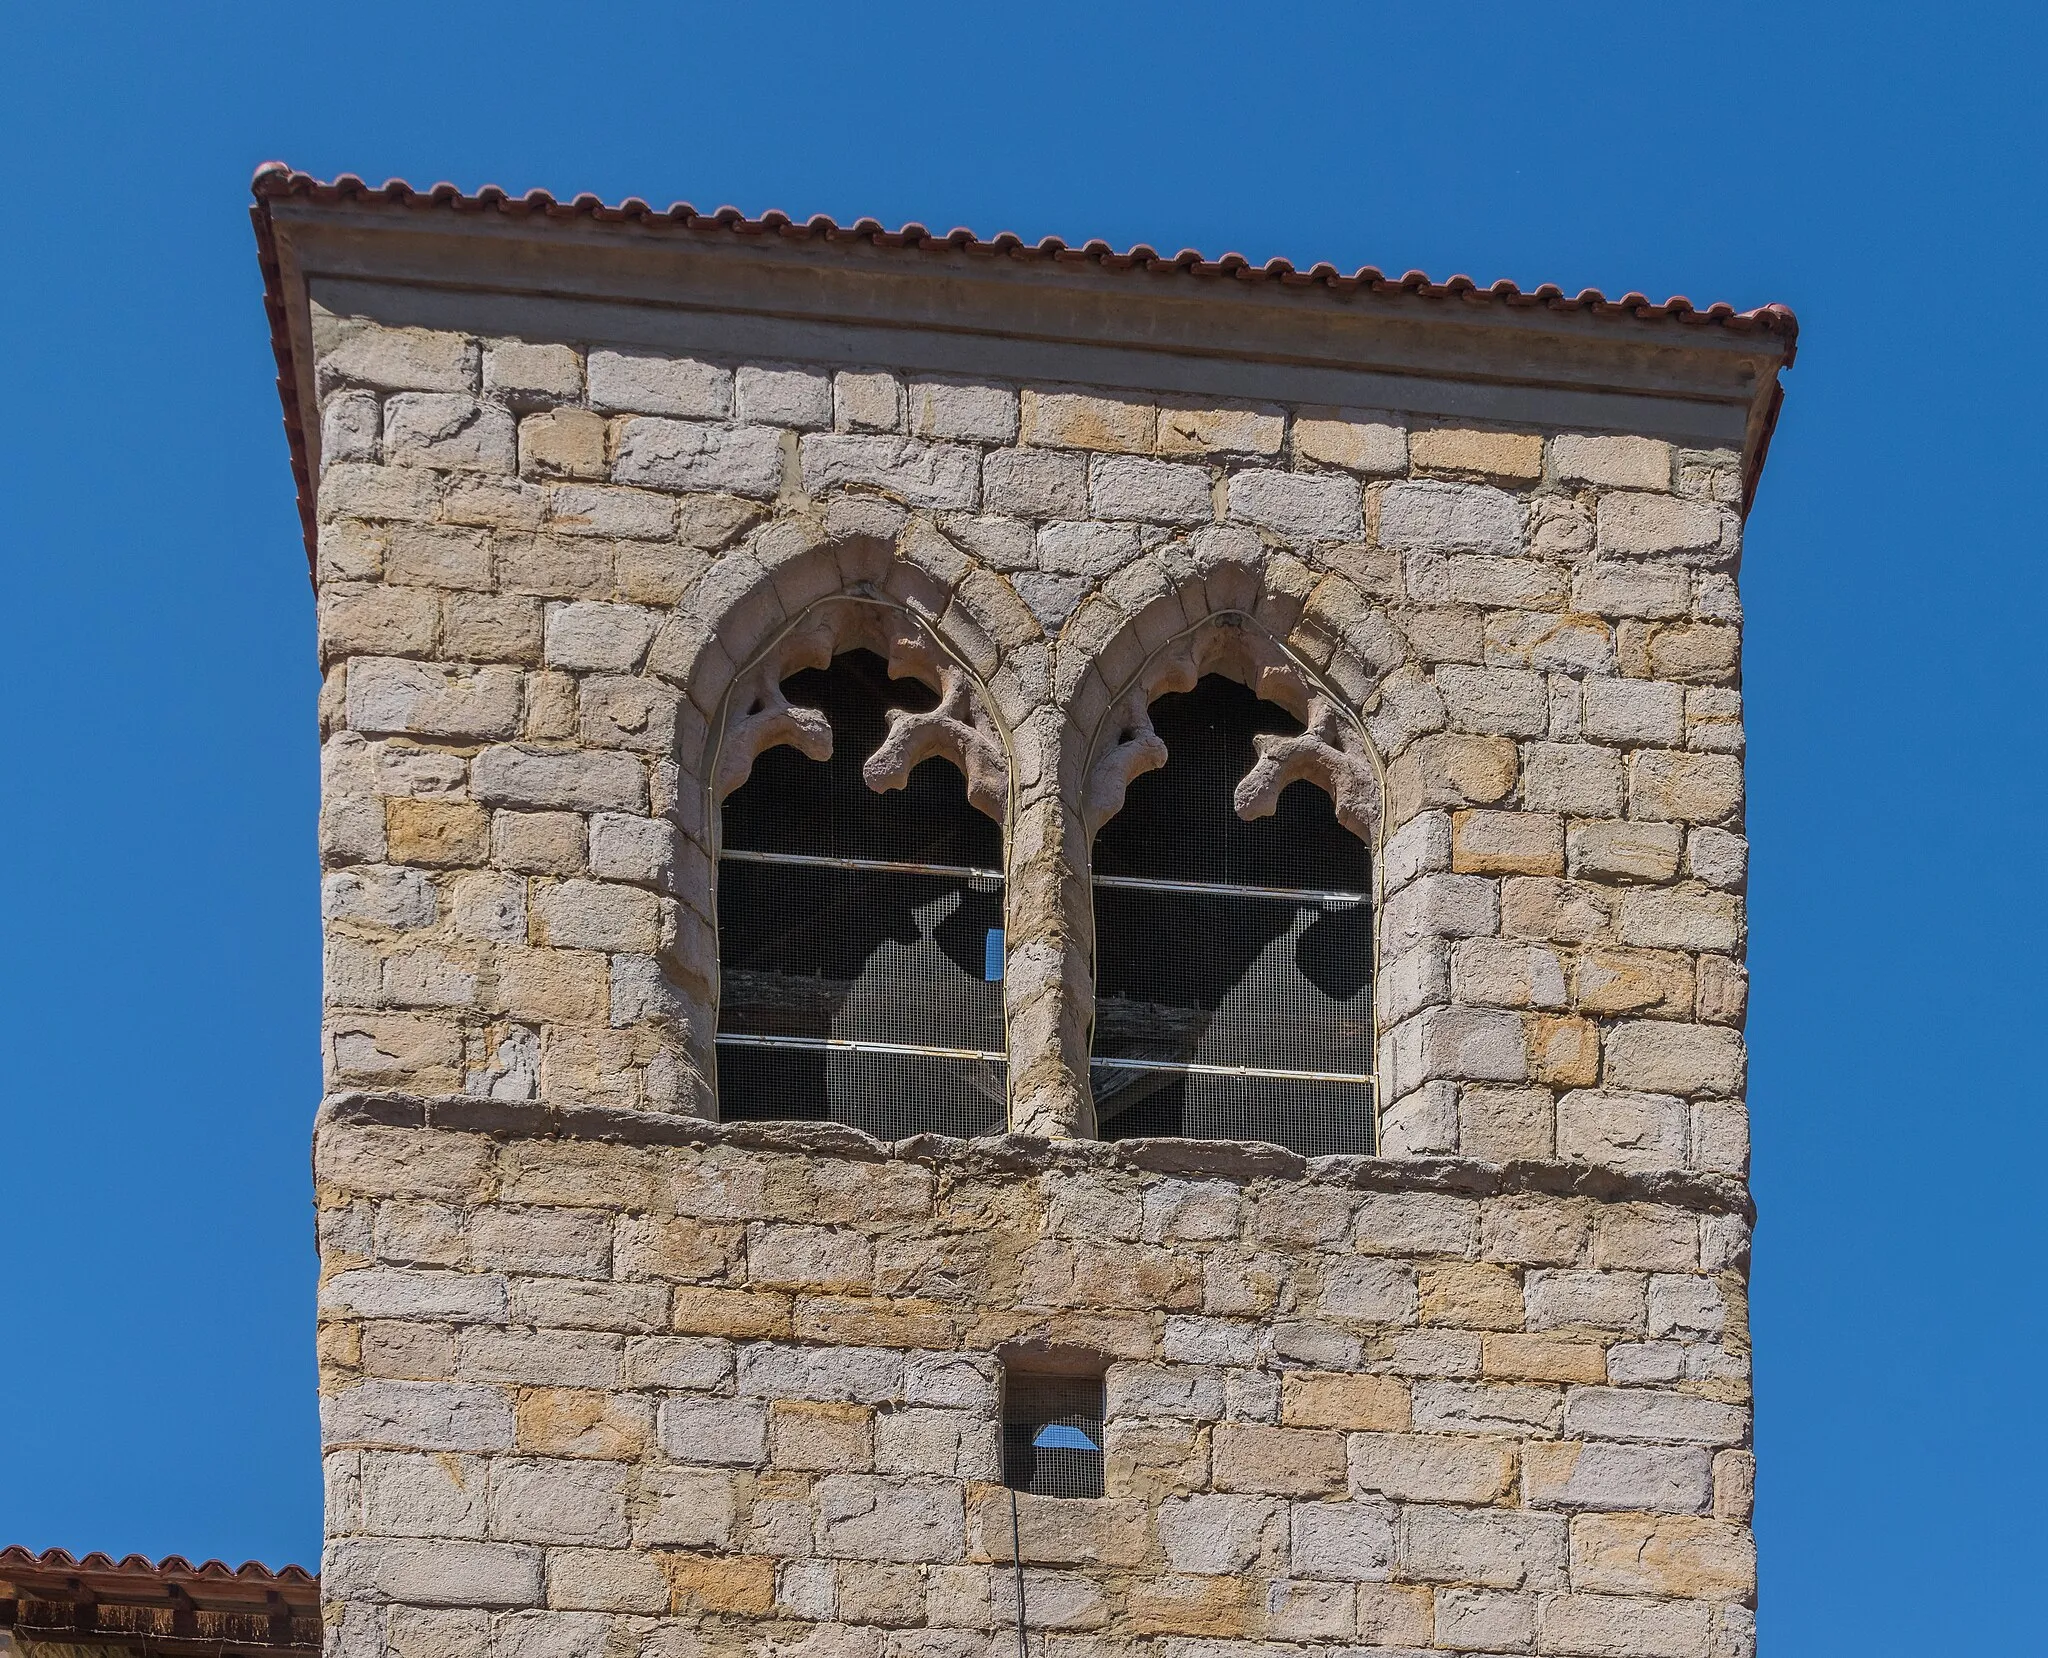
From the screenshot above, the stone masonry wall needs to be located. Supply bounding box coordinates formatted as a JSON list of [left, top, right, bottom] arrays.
[[316, 1108, 1755, 1658], [312, 316, 1750, 1165], [307, 302, 1758, 1658]]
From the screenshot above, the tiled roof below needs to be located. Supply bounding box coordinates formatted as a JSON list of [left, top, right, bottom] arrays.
[[0, 1547, 318, 1655]]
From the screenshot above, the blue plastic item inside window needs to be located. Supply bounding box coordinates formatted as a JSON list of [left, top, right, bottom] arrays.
[[1032, 1423, 1098, 1450], [985, 928, 1005, 982]]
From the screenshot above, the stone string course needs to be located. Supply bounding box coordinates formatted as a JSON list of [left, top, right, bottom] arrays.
[[307, 306, 1758, 1658]]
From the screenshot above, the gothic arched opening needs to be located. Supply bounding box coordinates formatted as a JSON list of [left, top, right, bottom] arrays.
[[1089, 673, 1375, 1156], [716, 648, 1007, 1140]]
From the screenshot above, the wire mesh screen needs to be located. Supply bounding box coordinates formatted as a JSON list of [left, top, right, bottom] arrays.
[[1091, 675, 1375, 1158], [718, 650, 1006, 1139], [1002, 1372, 1105, 1499]]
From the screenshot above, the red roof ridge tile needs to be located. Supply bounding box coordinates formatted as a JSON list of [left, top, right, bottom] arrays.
[[249, 163, 1797, 353], [0, 1544, 317, 1586]]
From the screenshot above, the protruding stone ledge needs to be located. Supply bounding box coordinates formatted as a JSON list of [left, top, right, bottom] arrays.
[[316, 1091, 1753, 1220]]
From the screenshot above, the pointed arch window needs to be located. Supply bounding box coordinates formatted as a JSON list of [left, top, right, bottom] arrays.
[[1089, 674, 1376, 1157], [716, 646, 1007, 1139]]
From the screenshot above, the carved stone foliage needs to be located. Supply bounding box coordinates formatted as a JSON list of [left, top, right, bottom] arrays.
[[712, 595, 1009, 821], [1083, 613, 1381, 843]]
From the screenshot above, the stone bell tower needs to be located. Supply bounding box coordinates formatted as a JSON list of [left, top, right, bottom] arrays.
[[257, 163, 1787, 1658]]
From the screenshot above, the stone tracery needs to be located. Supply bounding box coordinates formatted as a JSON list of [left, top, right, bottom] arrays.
[[712, 595, 1009, 820], [1083, 613, 1381, 845]]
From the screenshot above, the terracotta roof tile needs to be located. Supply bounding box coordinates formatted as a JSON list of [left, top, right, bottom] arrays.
[[251, 164, 1795, 578]]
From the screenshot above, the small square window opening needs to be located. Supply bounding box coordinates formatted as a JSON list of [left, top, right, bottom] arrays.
[[1002, 1371, 1104, 1499]]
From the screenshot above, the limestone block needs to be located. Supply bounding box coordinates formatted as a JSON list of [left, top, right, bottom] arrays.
[[1019, 389, 1154, 452], [1502, 878, 1615, 945], [517, 1389, 654, 1459], [486, 1458, 630, 1545], [835, 370, 904, 433], [1293, 409, 1407, 475], [530, 879, 660, 952], [492, 811, 585, 876], [1377, 1078, 1459, 1156], [737, 366, 833, 429], [1278, 1373, 1411, 1431], [587, 352, 730, 418], [1088, 456, 1212, 525], [323, 1380, 515, 1453], [1212, 1425, 1346, 1496], [1154, 1495, 1282, 1574], [1556, 1090, 1689, 1172], [484, 341, 582, 404], [1574, 947, 1693, 1019], [1379, 873, 1499, 956], [1552, 434, 1672, 490], [1572, 562, 1691, 619], [385, 395, 516, 474], [1521, 743, 1624, 817], [1562, 1387, 1747, 1446], [799, 435, 981, 509], [1356, 1582, 1435, 1646], [1038, 520, 1141, 577], [1629, 751, 1743, 824], [1412, 427, 1543, 482], [1435, 1587, 1535, 1652], [544, 1547, 670, 1613], [905, 379, 1018, 444], [322, 392, 381, 464], [1480, 1332, 1606, 1385], [1437, 666, 1549, 737], [321, 323, 478, 394], [473, 747, 647, 813], [1597, 491, 1726, 557], [1226, 469, 1363, 541], [1381, 811, 1453, 892], [1648, 1275, 1726, 1340], [1316, 1259, 1419, 1325], [1604, 1023, 1745, 1098], [1158, 401, 1284, 457], [320, 587, 438, 663], [1347, 1432, 1515, 1504], [347, 659, 523, 741], [1713, 1450, 1755, 1522], [1687, 828, 1748, 891], [1354, 1192, 1479, 1257], [634, 1466, 736, 1548], [747, 1224, 875, 1292], [611, 419, 783, 498], [1568, 821, 1682, 884], [1615, 889, 1742, 953], [1524, 1270, 1645, 1334], [1411, 1381, 1561, 1437], [324, 1538, 539, 1608], [656, 1396, 767, 1466], [324, 867, 437, 930], [1459, 1086, 1556, 1163], [1287, 1501, 1396, 1581], [815, 1475, 966, 1563], [1397, 1504, 1567, 1590], [353, 1449, 483, 1538], [1452, 811, 1564, 877], [1539, 1592, 1712, 1658], [1695, 956, 1748, 1026], [1386, 732, 1519, 812], [1262, 1578, 1356, 1640], [457, 1328, 624, 1390], [509, 1278, 667, 1333], [1419, 1260, 1524, 1329], [322, 1268, 508, 1325], [1582, 679, 1685, 747], [1378, 481, 1521, 556], [519, 410, 607, 481], [737, 1343, 903, 1403], [1522, 1441, 1711, 1515], [983, 448, 1088, 519], [1388, 1005, 1528, 1089]]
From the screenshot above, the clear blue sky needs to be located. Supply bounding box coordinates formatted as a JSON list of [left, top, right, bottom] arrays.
[[2, 3, 2041, 1650]]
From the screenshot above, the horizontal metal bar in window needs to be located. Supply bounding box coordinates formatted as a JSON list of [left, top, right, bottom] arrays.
[[721, 848, 1002, 884], [716, 1031, 1008, 1064], [1092, 873, 1367, 905], [1090, 1055, 1376, 1086]]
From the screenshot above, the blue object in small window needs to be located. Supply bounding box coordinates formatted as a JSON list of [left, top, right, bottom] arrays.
[[1033, 1423, 1098, 1451], [985, 927, 1005, 982]]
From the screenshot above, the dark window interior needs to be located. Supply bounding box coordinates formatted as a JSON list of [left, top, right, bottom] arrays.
[[717, 649, 1006, 1139], [1002, 1371, 1105, 1498], [1090, 674, 1376, 1156]]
